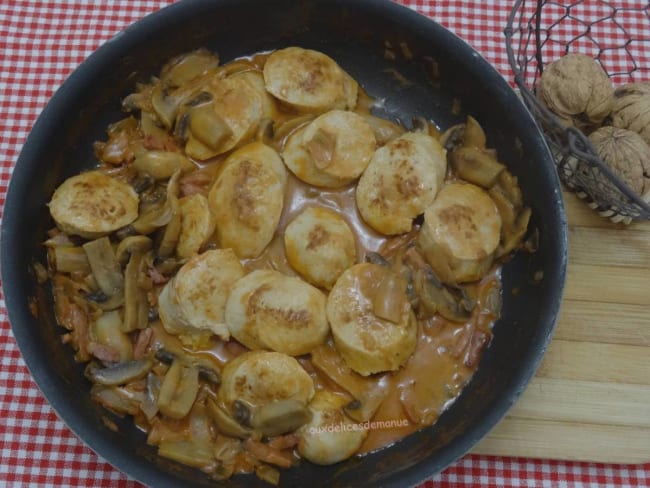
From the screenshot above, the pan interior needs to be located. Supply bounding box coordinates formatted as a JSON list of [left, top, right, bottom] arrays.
[[1, 1, 567, 487]]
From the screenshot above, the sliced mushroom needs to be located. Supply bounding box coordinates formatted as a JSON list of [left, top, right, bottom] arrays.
[[115, 235, 152, 266], [140, 372, 162, 421], [82, 237, 124, 308], [358, 113, 405, 145], [250, 399, 313, 437], [151, 84, 181, 130], [157, 359, 200, 419], [489, 171, 531, 257], [449, 146, 505, 188], [462, 115, 487, 149], [133, 150, 195, 180], [415, 269, 474, 322], [85, 358, 153, 386], [297, 391, 368, 465], [132, 170, 180, 235], [131, 198, 174, 235], [310, 342, 388, 423], [206, 398, 252, 439], [122, 250, 150, 332], [140, 110, 170, 144], [160, 48, 220, 88], [272, 114, 315, 149], [91, 384, 144, 415], [188, 103, 233, 150]]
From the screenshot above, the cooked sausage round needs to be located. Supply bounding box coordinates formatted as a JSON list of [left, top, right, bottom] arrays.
[[284, 206, 357, 289], [263, 47, 358, 113], [417, 182, 502, 284], [49, 170, 139, 238], [356, 132, 447, 235]]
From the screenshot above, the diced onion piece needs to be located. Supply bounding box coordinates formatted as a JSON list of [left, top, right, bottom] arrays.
[[52, 246, 90, 274], [91, 310, 132, 362]]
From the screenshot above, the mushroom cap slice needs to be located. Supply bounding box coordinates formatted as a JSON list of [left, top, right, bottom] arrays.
[[49, 171, 138, 238]]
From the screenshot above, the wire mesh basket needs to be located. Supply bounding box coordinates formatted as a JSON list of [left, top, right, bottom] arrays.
[[505, 0, 650, 223]]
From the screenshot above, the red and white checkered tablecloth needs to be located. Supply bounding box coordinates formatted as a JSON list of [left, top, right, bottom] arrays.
[[1, 1, 649, 487]]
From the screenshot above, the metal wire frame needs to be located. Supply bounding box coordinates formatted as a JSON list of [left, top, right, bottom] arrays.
[[505, 0, 650, 223]]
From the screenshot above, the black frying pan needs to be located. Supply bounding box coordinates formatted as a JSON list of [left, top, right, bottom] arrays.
[[0, 0, 568, 486]]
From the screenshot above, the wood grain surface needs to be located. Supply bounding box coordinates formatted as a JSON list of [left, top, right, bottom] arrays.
[[472, 190, 650, 463]]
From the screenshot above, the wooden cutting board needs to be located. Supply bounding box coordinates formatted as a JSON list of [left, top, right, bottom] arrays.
[[471, 190, 650, 464]]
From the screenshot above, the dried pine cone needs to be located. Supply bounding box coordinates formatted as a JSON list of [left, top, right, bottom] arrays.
[[537, 54, 614, 131], [609, 82, 650, 147], [588, 126, 650, 200]]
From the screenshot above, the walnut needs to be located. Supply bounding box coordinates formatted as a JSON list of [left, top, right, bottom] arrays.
[[537, 54, 614, 130], [609, 82, 650, 147], [588, 126, 650, 199]]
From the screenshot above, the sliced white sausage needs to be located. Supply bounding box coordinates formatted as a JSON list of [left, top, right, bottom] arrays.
[[284, 206, 357, 289], [184, 72, 266, 160], [297, 391, 368, 465], [218, 350, 315, 414], [417, 182, 502, 284], [282, 110, 376, 188], [48, 171, 138, 238], [176, 193, 215, 258], [208, 142, 287, 259], [326, 263, 417, 376], [225, 269, 329, 356], [158, 248, 244, 341], [356, 132, 447, 235], [263, 47, 358, 113]]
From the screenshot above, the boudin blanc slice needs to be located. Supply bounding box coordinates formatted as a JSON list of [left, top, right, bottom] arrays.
[[184, 70, 270, 160], [263, 46, 358, 113], [158, 248, 244, 341], [217, 350, 315, 431], [417, 182, 502, 284], [208, 142, 287, 259], [225, 269, 329, 356], [326, 263, 417, 376], [356, 132, 447, 235], [284, 206, 357, 290], [282, 110, 376, 188], [49, 170, 139, 239]]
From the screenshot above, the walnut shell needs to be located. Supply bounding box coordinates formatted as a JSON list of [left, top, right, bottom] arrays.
[[537, 54, 614, 130], [588, 126, 650, 199], [609, 82, 650, 147]]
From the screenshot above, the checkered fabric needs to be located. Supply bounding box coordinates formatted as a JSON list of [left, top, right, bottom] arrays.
[[1, 1, 648, 487]]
